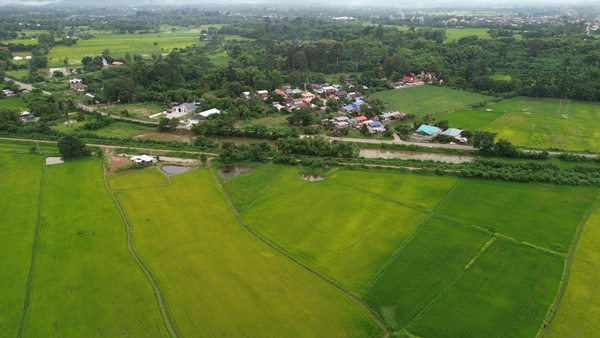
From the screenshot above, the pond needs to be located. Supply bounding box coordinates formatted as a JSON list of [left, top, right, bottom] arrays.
[[217, 166, 252, 179], [359, 149, 475, 164]]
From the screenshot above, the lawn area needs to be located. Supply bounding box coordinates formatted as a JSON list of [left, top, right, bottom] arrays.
[[0, 96, 27, 110], [225, 166, 432, 292], [442, 108, 504, 130], [99, 103, 166, 121], [237, 114, 291, 132], [53, 120, 155, 138], [371, 86, 492, 116], [410, 239, 564, 338], [23, 156, 168, 337], [490, 74, 512, 81], [437, 179, 598, 253], [208, 50, 231, 65], [5, 69, 30, 80], [548, 204, 600, 338], [444, 28, 491, 42], [111, 168, 382, 337], [481, 97, 600, 152], [0, 148, 43, 337], [46, 29, 207, 67]]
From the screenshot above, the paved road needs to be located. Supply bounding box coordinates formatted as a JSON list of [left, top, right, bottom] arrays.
[[4, 77, 52, 96], [0, 137, 217, 156]]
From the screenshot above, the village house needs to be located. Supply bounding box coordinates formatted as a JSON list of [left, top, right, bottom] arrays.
[[188, 108, 221, 126], [301, 91, 316, 103], [242, 91, 251, 99], [166, 102, 198, 119], [20, 111, 34, 122], [416, 124, 442, 136], [441, 128, 467, 143], [256, 90, 269, 100], [381, 111, 405, 121], [130, 155, 156, 164], [367, 120, 386, 134], [2, 89, 15, 97], [69, 78, 86, 92]]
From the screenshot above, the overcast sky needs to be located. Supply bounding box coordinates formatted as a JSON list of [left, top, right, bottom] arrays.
[[0, 0, 597, 7]]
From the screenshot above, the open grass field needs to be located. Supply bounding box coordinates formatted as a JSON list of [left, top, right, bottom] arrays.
[[0, 96, 27, 110], [372, 86, 493, 116], [442, 108, 504, 130], [111, 168, 382, 337], [480, 97, 600, 152], [548, 204, 600, 338], [444, 28, 491, 42], [23, 156, 168, 337], [0, 148, 43, 337], [208, 50, 232, 65], [99, 103, 166, 121], [53, 120, 155, 138], [237, 114, 291, 132], [46, 29, 207, 67], [225, 166, 430, 292]]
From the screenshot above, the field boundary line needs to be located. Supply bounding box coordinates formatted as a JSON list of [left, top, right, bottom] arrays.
[[402, 235, 499, 332], [361, 179, 460, 296], [102, 164, 179, 338], [464, 237, 497, 270], [16, 157, 45, 338], [210, 169, 390, 338], [540, 195, 600, 338], [434, 213, 566, 257], [333, 181, 431, 214]]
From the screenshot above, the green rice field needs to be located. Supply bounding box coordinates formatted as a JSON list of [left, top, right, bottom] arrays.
[[372, 86, 493, 116], [224, 165, 600, 337], [3, 140, 600, 337], [111, 168, 382, 337], [442, 108, 504, 130]]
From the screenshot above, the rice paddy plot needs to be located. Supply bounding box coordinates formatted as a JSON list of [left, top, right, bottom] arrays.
[[328, 169, 457, 210], [363, 216, 491, 330], [442, 108, 504, 130], [228, 166, 428, 292], [548, 205, 600, 338], [444, 28, 491, 42], [371, 86, 492, 116], [482, 98, 600, 152], [410, 239, 564, 338], [437, 179, 598, 253], [23, 157, 168, 337], [0, 150, 43, 337], [46, 30, 207, 67], [112, 168, 382, 337]]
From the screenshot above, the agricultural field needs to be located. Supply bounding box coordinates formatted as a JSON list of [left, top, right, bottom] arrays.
[[444, 28, 491, 42], [223, 164, 600, 337], [98, 103, 166, 121], [442, 108, 504, 130], [208, 51, 232, 65], [0, 143, 167, 337], [372, 86, 492, 116], [236, 114, 291, 132], [111, 168, 382, 337], [46, 29, 208, 67], [0, 96, 27, 110], [53, 120, 155, 138], [548, 206, 600, 338], [480, 97, 600, 152]]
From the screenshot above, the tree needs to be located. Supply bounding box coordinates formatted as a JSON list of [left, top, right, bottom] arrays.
[[57, 135, 88, 159], [360, 123, 369, 136], [472, 131, 496, 155]]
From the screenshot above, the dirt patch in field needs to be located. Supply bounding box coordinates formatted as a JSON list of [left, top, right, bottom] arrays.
[[161, 165, 192, 175], [217, 166, 252, 179], [301, 173, 324, 182]]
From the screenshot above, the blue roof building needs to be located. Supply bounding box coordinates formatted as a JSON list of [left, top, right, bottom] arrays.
[[416, 124, 441, 136]]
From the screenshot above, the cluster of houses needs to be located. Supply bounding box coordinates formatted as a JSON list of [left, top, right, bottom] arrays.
[[391, 71, 441, 89], [243, 84, 365, 114], [325, 111, 405, 134]]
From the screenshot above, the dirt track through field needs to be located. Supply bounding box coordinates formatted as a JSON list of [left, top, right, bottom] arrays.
[[102, 164, 179, 338]]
